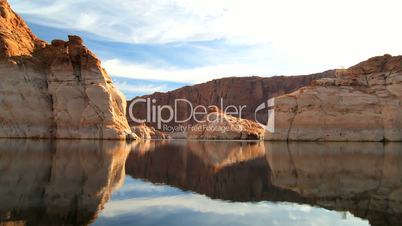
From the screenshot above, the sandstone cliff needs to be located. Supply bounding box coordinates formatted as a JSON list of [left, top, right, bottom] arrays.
[[0, 0, 134, 139], [127, 71, 335, 129], [266, 54, 402, 141]]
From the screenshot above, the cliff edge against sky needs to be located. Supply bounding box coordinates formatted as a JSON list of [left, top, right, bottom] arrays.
[[0, 0, 134, 139]]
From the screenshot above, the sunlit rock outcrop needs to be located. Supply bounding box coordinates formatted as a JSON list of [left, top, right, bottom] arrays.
[[187, 108, 265, 140], [0, 0, 134, 139]]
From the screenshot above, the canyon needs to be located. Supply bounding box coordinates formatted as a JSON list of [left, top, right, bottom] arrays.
[[2, 0, 402, 141]]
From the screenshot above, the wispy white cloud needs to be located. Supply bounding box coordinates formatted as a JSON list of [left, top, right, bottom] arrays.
[[113, 80, 168, 93], [10, 0, 402, 47], [104, 59, 275, 83], [9, 0, 402, 83]]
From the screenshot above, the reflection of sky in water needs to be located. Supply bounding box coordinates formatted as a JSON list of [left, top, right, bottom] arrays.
[[94, 177, 369, 226]]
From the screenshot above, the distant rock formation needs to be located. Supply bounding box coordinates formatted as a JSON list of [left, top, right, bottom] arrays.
[[187, 109, 265, 140], [0, 0, 134, 139], [127, 71, 336, 129], [266, 54, 402, 141]]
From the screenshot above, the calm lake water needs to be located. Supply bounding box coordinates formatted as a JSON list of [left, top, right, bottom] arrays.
[[0, 140, 401, 226]]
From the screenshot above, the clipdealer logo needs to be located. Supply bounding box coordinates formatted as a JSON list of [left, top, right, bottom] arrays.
[[128, 98, 247, 130], [128, 97, 275, 132]]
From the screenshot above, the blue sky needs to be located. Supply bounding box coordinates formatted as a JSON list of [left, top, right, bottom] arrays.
[[9, 0, 402, 99]]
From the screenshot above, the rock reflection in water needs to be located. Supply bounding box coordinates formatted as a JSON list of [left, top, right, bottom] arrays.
[[126, 140, 304, 202], [0, 139, 131, 226], [267, 142, 402, 226], [126, 140, 402, 226]]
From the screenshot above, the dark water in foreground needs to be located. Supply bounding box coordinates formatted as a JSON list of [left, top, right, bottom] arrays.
[[0, 140, 401, 226]]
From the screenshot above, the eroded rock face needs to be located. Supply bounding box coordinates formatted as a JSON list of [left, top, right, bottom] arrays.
[[187, 111, 265, 140], [266, 54, 402, 141], [0, 0, 45, 58], [0, 0, 133, 139]]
